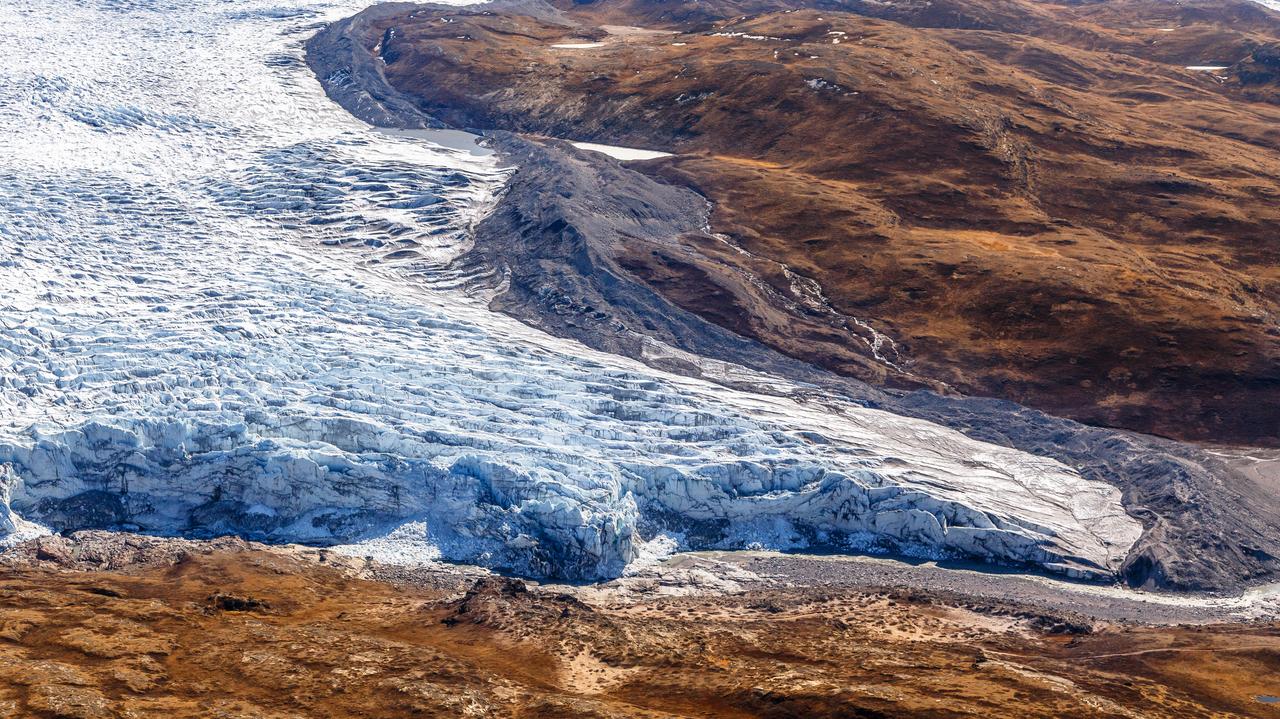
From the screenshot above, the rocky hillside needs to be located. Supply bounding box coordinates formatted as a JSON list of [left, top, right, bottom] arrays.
[[347, 0, 1280, 445]]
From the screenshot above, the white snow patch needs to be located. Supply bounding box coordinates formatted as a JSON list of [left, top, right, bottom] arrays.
[[806, 78, 848, 93], [710, 31, 783, 41], [569, 141, 672, 160]]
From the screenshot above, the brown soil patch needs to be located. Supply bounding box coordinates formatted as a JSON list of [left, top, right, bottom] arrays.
[[2, 548, 1279, 717]]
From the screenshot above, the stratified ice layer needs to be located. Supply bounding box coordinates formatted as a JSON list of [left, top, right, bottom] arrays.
[[0, 0, 1140, 579]]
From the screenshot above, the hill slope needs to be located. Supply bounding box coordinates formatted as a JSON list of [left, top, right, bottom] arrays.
[[363, 0, 1280, 445]]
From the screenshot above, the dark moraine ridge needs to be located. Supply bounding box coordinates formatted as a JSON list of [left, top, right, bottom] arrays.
[[306, 0, 1280, 593]]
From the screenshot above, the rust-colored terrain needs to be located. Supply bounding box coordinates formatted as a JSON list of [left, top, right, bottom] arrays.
[[2, 538, 1279, 718], [361, 0, 1280, 445]]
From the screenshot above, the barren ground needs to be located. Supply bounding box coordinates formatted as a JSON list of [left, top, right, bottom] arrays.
[[2, 536, 1279, 718]]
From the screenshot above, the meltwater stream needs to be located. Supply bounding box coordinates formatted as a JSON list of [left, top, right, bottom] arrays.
[[0, 0, 1141, 580]]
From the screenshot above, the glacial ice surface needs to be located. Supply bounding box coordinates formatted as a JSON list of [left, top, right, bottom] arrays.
[[0, 0, 1141, 580]]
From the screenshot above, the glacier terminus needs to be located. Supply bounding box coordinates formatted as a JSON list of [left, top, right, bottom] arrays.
[[0, 0, 1143, 582]]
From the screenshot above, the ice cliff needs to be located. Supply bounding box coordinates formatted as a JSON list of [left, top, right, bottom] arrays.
[[0, 397, 1140, 580]]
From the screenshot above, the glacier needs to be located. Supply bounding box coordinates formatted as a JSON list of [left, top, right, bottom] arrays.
[[0, 0, 1141, 580]]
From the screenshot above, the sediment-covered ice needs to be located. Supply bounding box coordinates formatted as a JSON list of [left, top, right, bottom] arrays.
[[0, 0, 1140, 580]]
